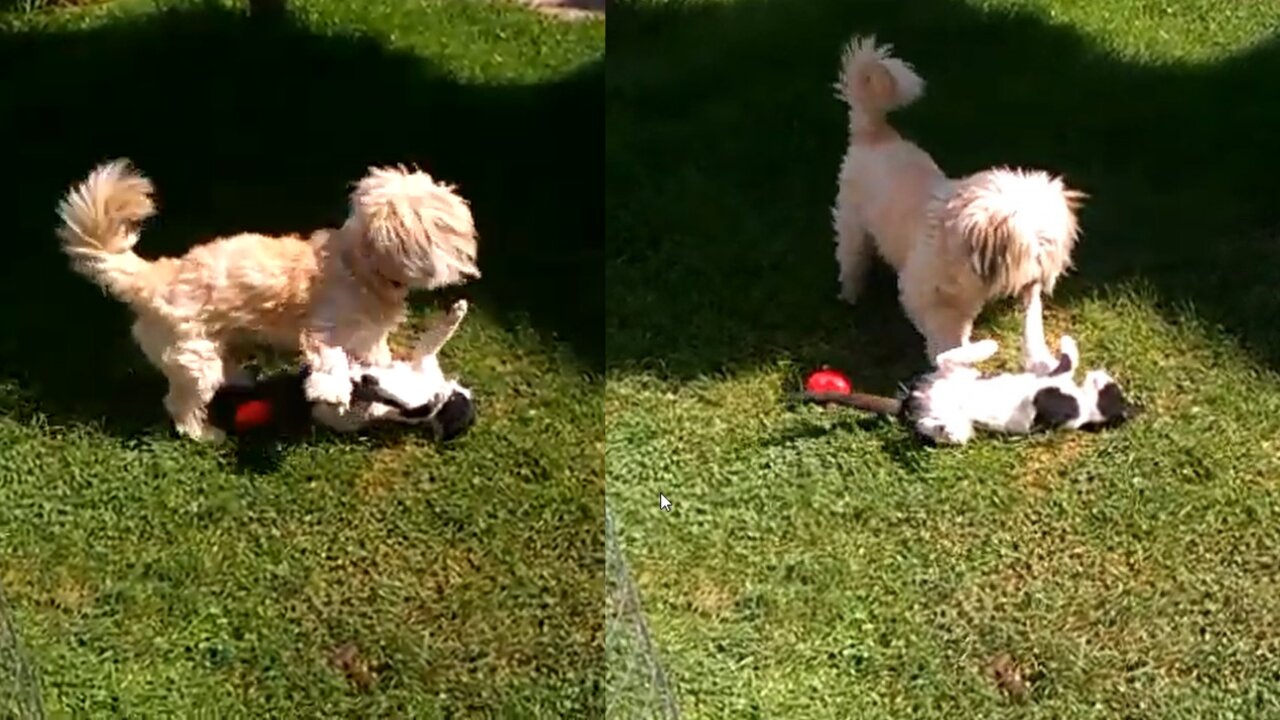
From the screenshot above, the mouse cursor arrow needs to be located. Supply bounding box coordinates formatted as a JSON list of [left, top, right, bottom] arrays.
[[659, 493, 672, 512]]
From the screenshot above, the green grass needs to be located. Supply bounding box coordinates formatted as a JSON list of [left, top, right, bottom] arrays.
[[606, 0, 1280, 716], [0, 0, 602, 716]]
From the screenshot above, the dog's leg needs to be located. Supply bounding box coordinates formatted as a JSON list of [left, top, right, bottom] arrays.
[[131, 317, 171, 370], [1019, 282, 1057, 375], [161, 339, 228, 442], [133, 319, 224, 440], [413, 299, 469, 363], [934, 338, 999, 370], [1057, 335, 1080, 373], [899, 272, 975, 362], [834, 202, 873, 305], [301, 329, 354, 410]]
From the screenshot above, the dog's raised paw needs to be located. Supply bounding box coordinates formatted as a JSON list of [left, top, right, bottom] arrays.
[[448, 299, 469, 318]]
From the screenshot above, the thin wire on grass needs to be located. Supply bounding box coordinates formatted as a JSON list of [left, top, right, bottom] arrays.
[[0, 580, 45, 720], [606, 506, 680, 719]]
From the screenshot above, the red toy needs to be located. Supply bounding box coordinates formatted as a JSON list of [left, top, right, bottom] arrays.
[[804, 367, 852, 396], [233, 399, 275, 433]]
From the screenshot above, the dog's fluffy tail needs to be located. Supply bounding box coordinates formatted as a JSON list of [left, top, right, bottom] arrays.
[[943, 167, 1087, 297], [56, 159, 158, 306], [834, 35, 925, 133]]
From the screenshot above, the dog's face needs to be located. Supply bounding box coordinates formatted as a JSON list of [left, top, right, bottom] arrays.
[[348, 166, 481, 293], [1079, 370, 1139, 430]]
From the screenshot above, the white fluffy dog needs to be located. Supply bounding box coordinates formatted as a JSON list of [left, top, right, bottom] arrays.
[[831, 35, 1085, 370], [57, 159, 480, 441]]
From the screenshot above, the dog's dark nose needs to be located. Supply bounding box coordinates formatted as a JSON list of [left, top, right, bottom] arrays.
[[434, 391, 476, 441]]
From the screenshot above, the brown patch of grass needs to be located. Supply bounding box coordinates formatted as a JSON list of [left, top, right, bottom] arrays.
[[354, 447, 411, 500], [987, 652, 1033, 703], [330, 641, 380, 692], [2, 558, 93, 614], [1017, 434, 1089, 496], [50, 570, 93, 612], [0, 557, 35, 598], [633, 563, 739, 620], [938, 513, 1280, 700], [297, 533, 586, 700], [688, 574, 736, 619]]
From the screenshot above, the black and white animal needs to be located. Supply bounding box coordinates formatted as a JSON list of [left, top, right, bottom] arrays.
[[208, 300, 475, 441], [803, 335, 1138, 445]]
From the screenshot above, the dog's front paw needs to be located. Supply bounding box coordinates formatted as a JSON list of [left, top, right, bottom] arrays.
[[447, 299, 469, 319], [175, 418, 226, 443], [305, 370, 353, 410]]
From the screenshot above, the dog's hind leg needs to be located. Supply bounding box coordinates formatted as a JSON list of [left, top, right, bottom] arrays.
[[131, 317, 170, 371], [160, 338, 228, 442], [834, 199, 873, 304]]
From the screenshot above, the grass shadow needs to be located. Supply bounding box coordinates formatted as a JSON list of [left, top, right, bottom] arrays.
[[0, 0, 602, 438], [606, 0, 1280, 382]]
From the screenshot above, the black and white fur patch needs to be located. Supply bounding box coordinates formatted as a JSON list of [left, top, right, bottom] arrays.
[[898, 335, 1137, 445]]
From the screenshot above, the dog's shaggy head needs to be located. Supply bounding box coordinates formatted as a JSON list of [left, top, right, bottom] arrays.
[[945, 167, 1086, 298], [834, 35, 925, 114], [343, 165, 480, 293]]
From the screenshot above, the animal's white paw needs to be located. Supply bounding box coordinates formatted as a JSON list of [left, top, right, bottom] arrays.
[[969, 339, 999, 355], [176, 418, 226, 443], [305, 370, 353, 410], [1058, 335, 1079, 358], [448, 299, 469, 319]]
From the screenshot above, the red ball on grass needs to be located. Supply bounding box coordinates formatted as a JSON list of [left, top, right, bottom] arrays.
[[233, 399, 275, 433], [805, 367, 852, 395]]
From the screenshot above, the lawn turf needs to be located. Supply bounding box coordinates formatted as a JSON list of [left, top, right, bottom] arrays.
[[0, 0, 603, 716], [606, 0, 1280, 716]]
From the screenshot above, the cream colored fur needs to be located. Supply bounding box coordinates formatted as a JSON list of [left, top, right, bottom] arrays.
[[57, 159, 480, 441], [831, 35, 1085, 369]]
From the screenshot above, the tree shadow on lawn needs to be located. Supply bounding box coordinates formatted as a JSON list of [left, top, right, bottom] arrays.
[[0, 1, 602, 439], [605, 0, 1280, 395]]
